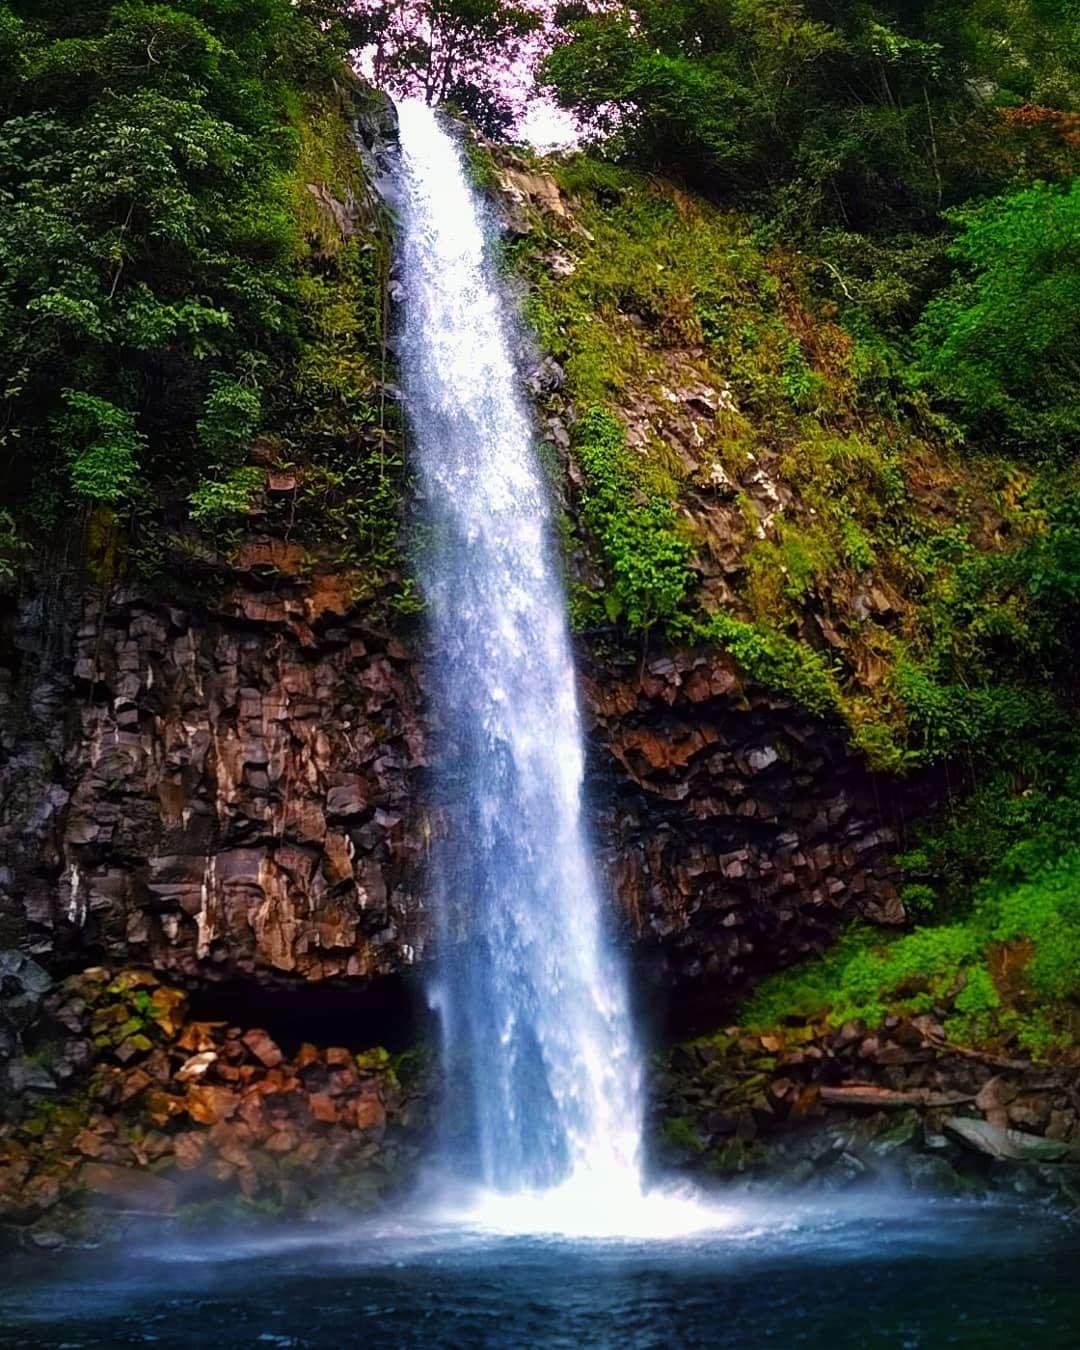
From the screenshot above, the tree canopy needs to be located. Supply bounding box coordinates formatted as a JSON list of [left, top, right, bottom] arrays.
[[355, 0, 543, 135], [541, 0, 1080, 228], [0, 0, 355, 519]]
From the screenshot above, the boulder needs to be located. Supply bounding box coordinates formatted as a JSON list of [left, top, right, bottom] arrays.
[[0, 951, 52, 1033], [81, 1162, 177, 1213], [185, 1084, 239, 1125], [241, 1028, 284, 1068], [944, 1117, 1076, 1163], [176, 1050, 218, 1082]]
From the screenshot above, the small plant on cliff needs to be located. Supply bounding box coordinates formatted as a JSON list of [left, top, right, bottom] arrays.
[[0, 509, 21, 584], [55, 391, 143, 506], [674, 610, 841, 719], [571, 406, 693, 631], [188, 466, 265, 526]]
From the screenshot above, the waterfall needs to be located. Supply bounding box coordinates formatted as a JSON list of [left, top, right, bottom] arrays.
[[394, 100, 643, 1201]]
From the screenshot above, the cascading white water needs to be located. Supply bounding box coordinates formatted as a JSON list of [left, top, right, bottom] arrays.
[[394, 99, 644, 1206]]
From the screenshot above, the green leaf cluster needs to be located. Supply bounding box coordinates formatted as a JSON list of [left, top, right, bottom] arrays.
[[0, 0, 351, 515], [916, 179, 1080, 457], [570, 407, 693, 631], [187, 465, 264, 526]]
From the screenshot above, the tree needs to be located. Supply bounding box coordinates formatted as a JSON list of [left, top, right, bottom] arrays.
[[540, 0, 1080, 228], [0, 0, 348, 513], [916, 178, 1080, 456], [353, 0, 542, 134]]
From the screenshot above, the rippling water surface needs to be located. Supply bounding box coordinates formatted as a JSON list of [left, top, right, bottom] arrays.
[[2, 1194, 1078, 1348]]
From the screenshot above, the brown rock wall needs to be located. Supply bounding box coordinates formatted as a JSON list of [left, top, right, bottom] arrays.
[[3, 569, 920, 1009], [584, 649, 917, 1021], [0, 579, 76, 957], [4, 575, 429, 983]]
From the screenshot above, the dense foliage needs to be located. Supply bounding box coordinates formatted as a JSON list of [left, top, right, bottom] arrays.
[[744, 835, 1080, 1054], [915, 178, 1080, 456], [0, 0, 406, 600], [570, 406, 693, 630], [543, 1, 1080, 226], [1, 1, 302, 512], [485, 4, 1080, 1052]]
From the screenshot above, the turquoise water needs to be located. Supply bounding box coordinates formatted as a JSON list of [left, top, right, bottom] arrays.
[[2, 1196, 1077, 1347]]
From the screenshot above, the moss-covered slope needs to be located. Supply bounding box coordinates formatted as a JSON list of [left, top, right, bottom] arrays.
[[489, 143, 1080, 1058]]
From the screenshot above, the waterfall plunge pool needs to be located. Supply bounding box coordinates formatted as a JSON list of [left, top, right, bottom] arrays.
[[2, 1193, 1078, 1348], [8, 104, 1073, 1350]]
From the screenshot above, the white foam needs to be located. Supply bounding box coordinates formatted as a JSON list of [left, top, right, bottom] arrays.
[[425, 1172, 755, 1242], [396, 96, 644, 1196]]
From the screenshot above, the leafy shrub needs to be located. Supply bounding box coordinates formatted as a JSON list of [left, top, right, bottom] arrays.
[[677, 611, 841, 719], [55, 390, 143, 504], [781, 339, 824, 411], [0, 508, 21, 584], [188, 466, 264, 525], [196, 378, 262, 461], [571, 406, 693, 631], [985, 852, 1080, 1002], [542, 0, 1080, 230], [742, 820, 1080, 1053], [916, 180, 1080, 456]]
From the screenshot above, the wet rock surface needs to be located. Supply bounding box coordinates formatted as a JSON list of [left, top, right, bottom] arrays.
[[2, 576, 430, 984], [0, 572, 916, 1016], [654, 1017, 1080, 1207], [0, 570, 1071, 1225], [584, 648, 919, 1026], [0, 966, 432, 1243], [0, 577, 77, 960], [6, 959, 1078, 1244]]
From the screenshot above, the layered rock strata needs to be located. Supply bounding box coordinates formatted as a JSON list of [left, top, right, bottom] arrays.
[[585, 650, 910, 1003], [2, 576, 428, 984]]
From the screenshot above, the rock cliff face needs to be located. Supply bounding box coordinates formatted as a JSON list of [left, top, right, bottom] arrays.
[[2, 564, 429, 987], [583, 649, 911, 1026], [1, 561, 911, 1023], [0, 110, 922, 1029], [0, 110, 985, 1239], [0, 964, 431, 1230]]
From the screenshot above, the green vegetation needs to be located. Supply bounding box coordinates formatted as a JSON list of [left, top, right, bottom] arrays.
[[0, 0, 408, 605], [570, 407, 693, 630], [676, 612, 841, 719], [495, 4, 1080, 1057], [742, 842, 1080, 1055], [1, 0, 314, 511], [916, 178, 1080, 457], [542, 1, 1080, 229], [512, 154, 1076, 776], [528, 3, 1080, 776], [188, 466, 265, 527]]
